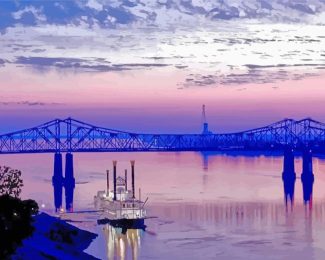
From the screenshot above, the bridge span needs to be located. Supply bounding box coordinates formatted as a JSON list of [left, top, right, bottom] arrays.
[[0, 117, 324, 154], [0, 117, 324, 211]]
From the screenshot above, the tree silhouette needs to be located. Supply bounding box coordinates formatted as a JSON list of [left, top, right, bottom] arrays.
[[0, 195, 39, 258], [0, 166, 24, 197], [0, 166, 38, 258]]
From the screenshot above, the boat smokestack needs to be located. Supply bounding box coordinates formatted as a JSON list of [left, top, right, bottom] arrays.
[[131, 160, 135, 198], [113, 161, 117, 201], [125, 169, 128, 191], [106, 170, 109, 196]]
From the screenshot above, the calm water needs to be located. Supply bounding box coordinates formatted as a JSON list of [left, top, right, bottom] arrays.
[[2, 152, 325, 260]]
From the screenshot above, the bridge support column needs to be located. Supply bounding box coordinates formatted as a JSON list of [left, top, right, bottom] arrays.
[[282, 147, 296, 208], [301, 148, 314, 207], [52, 153, 63, 212], [65, 153, 75, 212]]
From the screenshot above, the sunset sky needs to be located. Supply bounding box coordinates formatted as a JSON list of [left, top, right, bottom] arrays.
[[1, 0, 325, 134], [2, 3, 325, 260]]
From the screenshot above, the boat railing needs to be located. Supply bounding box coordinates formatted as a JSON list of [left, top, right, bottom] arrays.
[[121, 201, 144, 209]]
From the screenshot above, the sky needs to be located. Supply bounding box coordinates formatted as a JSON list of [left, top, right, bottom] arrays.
[[0, 0, 325, 134]]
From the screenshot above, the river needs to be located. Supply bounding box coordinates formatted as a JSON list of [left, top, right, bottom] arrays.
[[2, 152, 325, 259]]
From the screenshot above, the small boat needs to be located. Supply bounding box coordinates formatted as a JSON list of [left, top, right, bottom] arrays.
[[94, 160, 147, 231]]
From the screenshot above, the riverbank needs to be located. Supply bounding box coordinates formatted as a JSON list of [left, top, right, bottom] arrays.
[[12, 212, 98, 259]]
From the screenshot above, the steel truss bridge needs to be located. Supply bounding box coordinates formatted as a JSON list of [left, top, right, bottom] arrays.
[[0, 117, 325, 154], [1, 117, 321, 212]]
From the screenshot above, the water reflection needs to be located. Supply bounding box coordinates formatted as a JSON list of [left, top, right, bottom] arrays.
[[302, 174, 314, 210], [102, 224, 142, 260], [301, 149, 315, 211], [282, 148, 296, 211], [282, 175, 296, 211], [6, 152, 325, 259], [201, 152, 209, 171], [282, 163, 314, 212]]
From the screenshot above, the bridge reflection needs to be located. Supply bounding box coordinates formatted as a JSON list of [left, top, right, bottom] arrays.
[[301, 149, 314, 209], [52, 148, 317, 213], [282, 147, 296, 211], [282, 148, 315, 211], [53, 153, 75, 212], [149, 197, 325, 229]]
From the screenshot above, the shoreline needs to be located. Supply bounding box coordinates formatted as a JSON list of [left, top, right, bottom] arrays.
[[13, 212, 98, 259]]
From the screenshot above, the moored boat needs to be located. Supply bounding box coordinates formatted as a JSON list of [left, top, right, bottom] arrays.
[[94, 160, 147, 231]]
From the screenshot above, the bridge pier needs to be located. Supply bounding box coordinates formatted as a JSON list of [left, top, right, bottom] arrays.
[[282, 147, 296, 208], [52, 153, 63, 212], [301, 149, 314, 207], [65, 153, 75, 212]]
